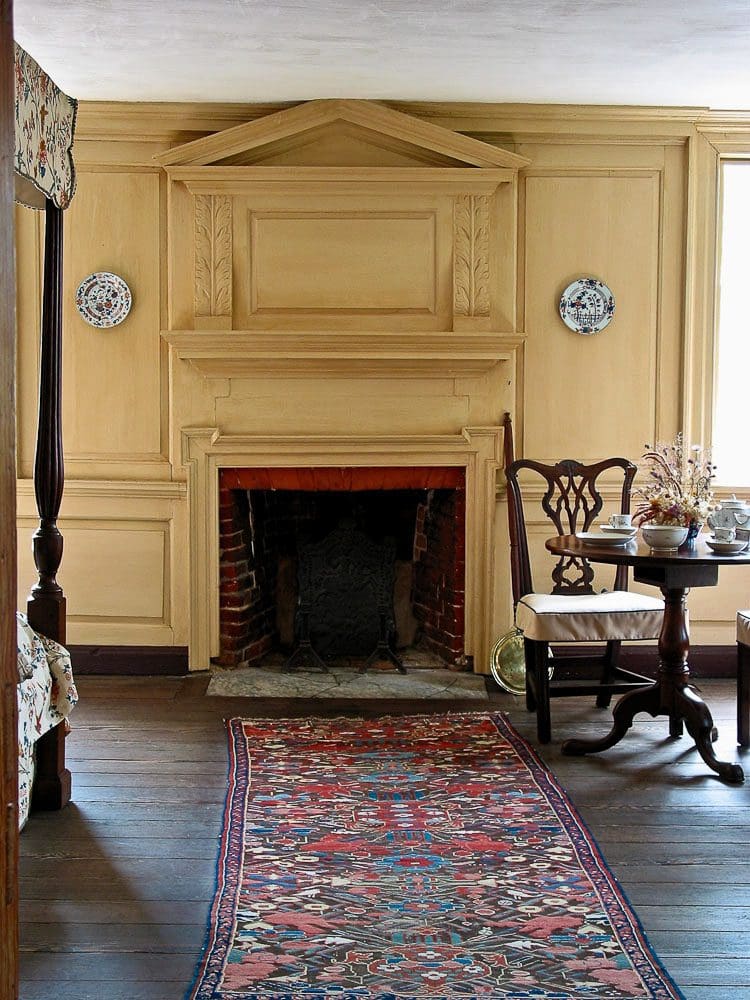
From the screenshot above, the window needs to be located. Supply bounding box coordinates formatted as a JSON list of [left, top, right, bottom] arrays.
[[713, 160, 750, 487]]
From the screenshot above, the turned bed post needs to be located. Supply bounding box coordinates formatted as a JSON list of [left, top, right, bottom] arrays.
[[27, 198, 70, 810]]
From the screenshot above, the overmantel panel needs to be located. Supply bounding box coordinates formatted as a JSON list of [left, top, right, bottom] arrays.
[[166, 177, 517, 335]]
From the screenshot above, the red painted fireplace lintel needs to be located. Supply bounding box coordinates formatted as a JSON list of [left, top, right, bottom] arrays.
[[220, 466, 465, 492]]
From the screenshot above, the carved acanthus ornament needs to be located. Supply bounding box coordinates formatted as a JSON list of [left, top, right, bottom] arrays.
[[453, 194, 491, 317], [194, 194, 232, 322]]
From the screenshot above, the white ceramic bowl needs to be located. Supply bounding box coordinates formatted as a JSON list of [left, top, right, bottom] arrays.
[[640, 524, 689, 549]]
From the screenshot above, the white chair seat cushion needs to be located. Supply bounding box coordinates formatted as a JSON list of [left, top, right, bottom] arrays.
[[516, 591, 665, 643], [738, 610, 750, 646]]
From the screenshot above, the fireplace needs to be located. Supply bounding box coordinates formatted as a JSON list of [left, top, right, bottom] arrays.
[[216, 466, 466, 669], [182, 426, 503, 673]]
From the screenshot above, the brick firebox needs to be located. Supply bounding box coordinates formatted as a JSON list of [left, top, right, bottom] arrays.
[[216, 466, 466, 669]]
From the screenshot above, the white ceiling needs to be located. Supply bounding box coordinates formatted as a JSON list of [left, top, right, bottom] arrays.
[[13, 0, 750, 110]]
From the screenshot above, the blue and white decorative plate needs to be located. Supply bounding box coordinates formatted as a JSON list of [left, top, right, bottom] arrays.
[[75, 271, 132, 328], [559, 277, 615, 335]]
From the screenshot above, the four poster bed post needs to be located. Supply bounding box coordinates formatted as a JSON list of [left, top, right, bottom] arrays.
[[14, 44, 77, 811], [27, 199, 69, 809]]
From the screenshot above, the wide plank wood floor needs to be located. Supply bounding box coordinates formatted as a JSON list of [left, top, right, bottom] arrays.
[[18, 674, 750, 999]]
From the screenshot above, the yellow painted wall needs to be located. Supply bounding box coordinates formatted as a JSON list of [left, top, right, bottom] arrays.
[[14, 101, 750, 660]]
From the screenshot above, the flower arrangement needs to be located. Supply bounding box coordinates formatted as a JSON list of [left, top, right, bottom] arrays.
[[634, 434, 716, 527]]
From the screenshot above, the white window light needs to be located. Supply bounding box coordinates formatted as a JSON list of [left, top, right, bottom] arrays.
[[713, 160, 750, 488]]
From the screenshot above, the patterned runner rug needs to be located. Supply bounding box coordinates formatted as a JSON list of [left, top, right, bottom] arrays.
[[187, 713, 682, 999]]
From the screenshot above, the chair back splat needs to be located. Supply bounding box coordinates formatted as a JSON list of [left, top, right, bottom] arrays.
[[502, 414, 635, 601]]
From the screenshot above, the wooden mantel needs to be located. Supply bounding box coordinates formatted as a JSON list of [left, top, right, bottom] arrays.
[[162, 330, 524, 378]]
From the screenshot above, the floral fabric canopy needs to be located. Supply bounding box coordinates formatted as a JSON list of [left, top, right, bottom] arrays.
[[14, 42, 77, 210]]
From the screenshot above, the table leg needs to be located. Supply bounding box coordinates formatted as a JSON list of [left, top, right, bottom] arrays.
[[562, 684, 661, 756], [562, 585, 744, 783]]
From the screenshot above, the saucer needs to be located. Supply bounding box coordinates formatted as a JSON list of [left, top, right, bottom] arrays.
[[599, 523, 637, 537], [705, 537, 749, 555], [576, 531, 634, 547]]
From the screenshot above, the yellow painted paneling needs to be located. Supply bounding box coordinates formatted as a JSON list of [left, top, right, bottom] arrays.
[[18, 523, 166, 621], [15, 101, 748, 656], [62, 171, 164, 460], [523, 172, 660, 463], [248, 212, 437, 313], [217, 379, 469, 436]]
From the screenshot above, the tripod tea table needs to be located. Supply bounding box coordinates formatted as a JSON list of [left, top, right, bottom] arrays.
[[546, 533, 750, 784]]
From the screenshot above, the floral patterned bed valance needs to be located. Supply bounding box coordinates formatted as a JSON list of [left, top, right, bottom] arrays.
[[14, 42, 77, 210]]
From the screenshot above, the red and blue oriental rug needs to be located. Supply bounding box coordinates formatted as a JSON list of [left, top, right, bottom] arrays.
[[187, 713, 682, 999]]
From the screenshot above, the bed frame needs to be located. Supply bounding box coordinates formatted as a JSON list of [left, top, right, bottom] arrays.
[[25, 199, 70, 811], [11, 42, 78, 814]]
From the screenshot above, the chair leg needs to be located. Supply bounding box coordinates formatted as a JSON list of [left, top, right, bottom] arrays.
[[738, 641, 750, 747], [523, 637, 537, 712], [597, 640, 621, 708], [532, 640, 551, 744]]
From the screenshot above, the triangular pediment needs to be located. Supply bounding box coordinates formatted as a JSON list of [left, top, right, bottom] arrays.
[[155, 98, 529, 170]]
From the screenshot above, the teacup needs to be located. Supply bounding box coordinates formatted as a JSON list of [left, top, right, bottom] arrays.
[[608, 513, 633, 529], [713, 526, 736, 542]]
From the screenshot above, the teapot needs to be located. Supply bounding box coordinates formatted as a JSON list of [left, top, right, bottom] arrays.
[[707, 494, 750, 532]]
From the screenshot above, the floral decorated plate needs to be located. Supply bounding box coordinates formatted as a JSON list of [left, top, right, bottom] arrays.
[[559, 277, 615, 335], [75, 271, 132, 328]]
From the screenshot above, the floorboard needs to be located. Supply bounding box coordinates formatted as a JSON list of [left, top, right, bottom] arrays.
[[18, 674, 750, 999]]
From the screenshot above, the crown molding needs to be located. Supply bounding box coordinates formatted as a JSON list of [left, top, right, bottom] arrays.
[[73, 99, 750, 148]]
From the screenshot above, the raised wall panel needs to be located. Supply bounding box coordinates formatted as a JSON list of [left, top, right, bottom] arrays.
[[523, 170, 661, 464], [18, 521, 166, 618], [16, 482, 188, 646], [61, 170, 166, 464], [216, 378, 470, 436], [248, 211, 437, 314]]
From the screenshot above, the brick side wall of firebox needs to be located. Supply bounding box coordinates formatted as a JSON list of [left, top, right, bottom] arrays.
[[412, 488, 466, 663], [217, 486, 276, 667]]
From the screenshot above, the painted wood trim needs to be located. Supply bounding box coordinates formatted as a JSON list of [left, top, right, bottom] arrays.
[[682, 131, 720, 448], [193, 194, 232, 323], [74, 100, 730, 144], [181, 425, 503, 673], [16, 479, 187, 500], [154, 98, 530, 169], [163, 330, 521, 379], [170, 166, 514, 195], [453, 195, 491, 318]]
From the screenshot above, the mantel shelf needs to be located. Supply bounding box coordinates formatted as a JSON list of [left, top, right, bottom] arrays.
[[161, 330, 524, 379]]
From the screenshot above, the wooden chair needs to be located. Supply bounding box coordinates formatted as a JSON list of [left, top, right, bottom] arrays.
[[502, 413, 664, 743], [736, 611, 750, 746]]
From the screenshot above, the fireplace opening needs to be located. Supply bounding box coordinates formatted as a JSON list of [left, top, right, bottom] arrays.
[[217, 467, 466, 670]]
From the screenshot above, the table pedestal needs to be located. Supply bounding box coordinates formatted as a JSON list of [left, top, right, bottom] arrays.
[[562, 561, 745, 784]]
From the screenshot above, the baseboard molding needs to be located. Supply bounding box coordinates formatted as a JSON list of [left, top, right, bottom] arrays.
[[67, 642, 737, 680], [68, 645, 189, 675]]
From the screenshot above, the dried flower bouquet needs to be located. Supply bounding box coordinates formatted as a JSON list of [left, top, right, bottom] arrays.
[[634, 433, 716, 527]]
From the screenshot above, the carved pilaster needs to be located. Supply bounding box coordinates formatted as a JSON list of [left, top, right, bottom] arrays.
[[453, 194, 490, 318], [194, 194, 232, 325]]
